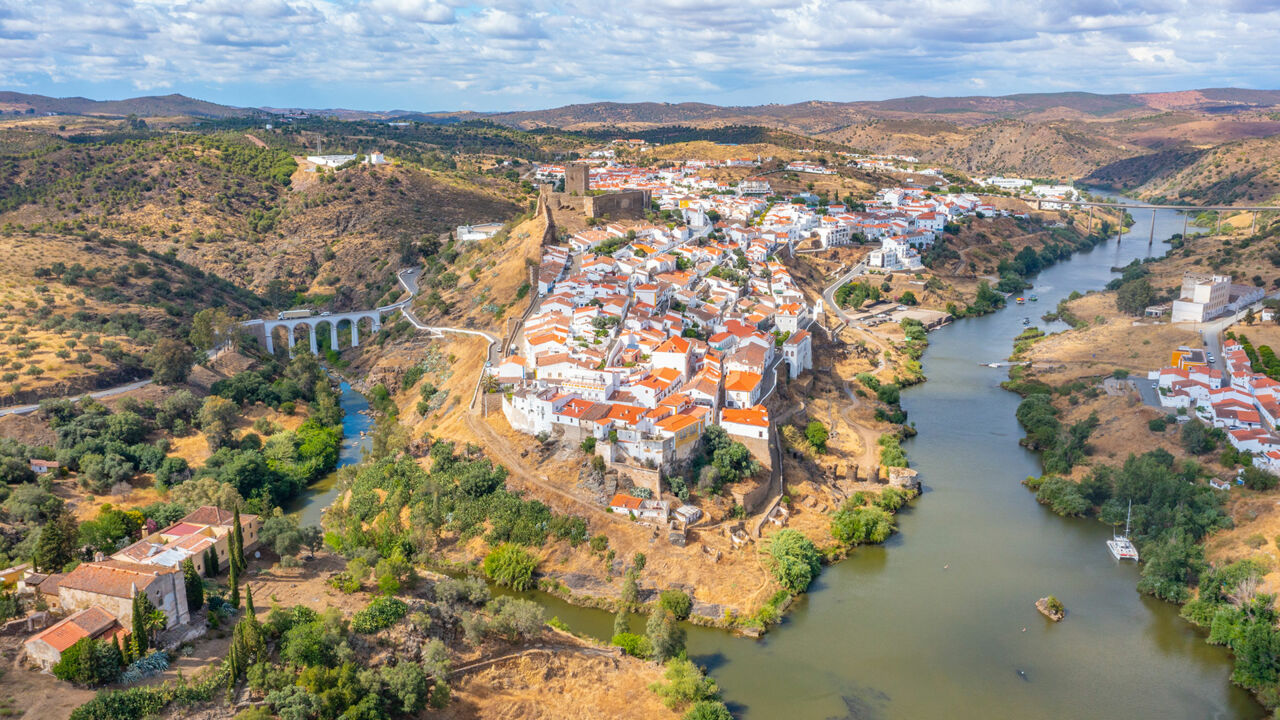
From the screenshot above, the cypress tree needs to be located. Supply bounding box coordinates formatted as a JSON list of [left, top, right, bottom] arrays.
[[228, 557, 240, 609], [182, 558, 204, 612], [204, 546, 219, 578], [244, 585, 255, 618], [231, 507, 245, 573], [130, 592, 149, 658], [116, 632, 131, 665]]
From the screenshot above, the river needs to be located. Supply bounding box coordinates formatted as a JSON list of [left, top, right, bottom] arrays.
[[293, 202, 1261, 718], [288, 381, 374, 528]]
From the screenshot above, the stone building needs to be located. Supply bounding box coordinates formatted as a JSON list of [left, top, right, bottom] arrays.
[[56, 559, 189, 630], [24, 606, 128, 670]]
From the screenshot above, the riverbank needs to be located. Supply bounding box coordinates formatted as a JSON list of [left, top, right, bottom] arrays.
[[1003, 210, 1280, 712]]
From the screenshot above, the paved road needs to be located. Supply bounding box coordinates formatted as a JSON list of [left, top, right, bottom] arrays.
[[0, 379, 152, 417], [822, 262, 866, 325]]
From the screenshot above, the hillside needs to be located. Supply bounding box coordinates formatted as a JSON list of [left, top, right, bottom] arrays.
[[0, 91, 251, 118], [0, 116, 550, 403], [1110, 135, 1280, 205]]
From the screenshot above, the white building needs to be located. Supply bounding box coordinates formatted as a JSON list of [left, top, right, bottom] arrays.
[[782, 330, 812, 379], [867, 236, 924, 271], [457, 222, 505, 243], [1172, 273, 1232, 323]]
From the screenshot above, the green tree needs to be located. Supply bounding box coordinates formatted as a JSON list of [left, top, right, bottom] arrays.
[[1180, 419, 1215, 455], [831, 505, 894, 546], [231, 506, 246, 573], [189, 308, 237, 354], [198, 396, 240, 451], [52, 637, 122, 687], [649, 657, 720, 710], [483, 543, 538, 591], [762, 529, 822, 594], [144, 338, 195, 385], [1115, 278, 1156, 316], [684, 701, 734, 720], [658, 589, 693, 621], [130, 591, 154, 658], [646, 607, 686, 662], [33, 508, 78, 572], [229, 555, 241, 609], [1137, 530, 1205, 603], [804, 420, 829, 453], [183, 558, 204, 612]]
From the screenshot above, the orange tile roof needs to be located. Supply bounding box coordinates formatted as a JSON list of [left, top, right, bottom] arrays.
[[27, 606, 123, 653], [725, 371, 763, 393], [59, 560, 178, 600], [610, 494, 644, 510], [654, 336, 691, 354], [721, 406, 770, 427]]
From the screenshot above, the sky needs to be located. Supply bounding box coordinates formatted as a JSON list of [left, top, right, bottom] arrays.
[[1, 0, 1279, 112]]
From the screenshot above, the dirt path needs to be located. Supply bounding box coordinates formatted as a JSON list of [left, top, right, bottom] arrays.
[[243, 133, 268, 148]]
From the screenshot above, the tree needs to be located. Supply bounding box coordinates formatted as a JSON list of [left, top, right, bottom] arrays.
[[52, 637, 122, 687], [144, 338, 195, 385], [1180, 419, 1215, 455], [804, 420, 829, 453], [762, 529, 822, 594], [649, 657, 720, 710], [1242, 466, 1279, 491], [204, 546, 220, 578], [1137, 530, 1205, 603], [646, 607, 686, 663], [684, 701, 734, 720], [658, 589, 693, 621], [483, 543, 537, 591], [0, 456, 35, 485], [831, 505, 894, 546], [33, 509, 78, 572], [228, 555, 241, 608], [1115, 278, 1156, 316], [183, 558, 204, 612], [899, 290, 918, 306], [189, 308, 237, 353], [231, 506, 246, 573], [130, 591, 157, 658], [198, 396, 240, 451]]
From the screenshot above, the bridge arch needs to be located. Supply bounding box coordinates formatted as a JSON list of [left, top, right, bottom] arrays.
[[313, 319, 336, 354], [267, 325, 290, 358]]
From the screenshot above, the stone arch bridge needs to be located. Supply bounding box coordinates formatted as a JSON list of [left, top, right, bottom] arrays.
[[242, 268, 421, 356]]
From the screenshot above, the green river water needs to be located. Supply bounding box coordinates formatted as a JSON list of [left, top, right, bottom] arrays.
[[305, 200, 1263, 719]]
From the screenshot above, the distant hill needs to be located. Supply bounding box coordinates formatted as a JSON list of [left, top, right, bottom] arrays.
[[478, 89, 1280, 131], [0, 91, 253, 118]]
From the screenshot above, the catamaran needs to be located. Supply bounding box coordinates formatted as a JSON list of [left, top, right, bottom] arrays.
[[1107, 501, 1139, 561]]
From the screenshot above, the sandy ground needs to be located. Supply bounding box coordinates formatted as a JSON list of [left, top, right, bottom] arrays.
[[1024, 292, 1201, 384], [439, 643, 681, 720]]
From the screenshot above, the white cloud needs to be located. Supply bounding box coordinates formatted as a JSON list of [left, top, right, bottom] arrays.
[[0, 0, 1275, 110]]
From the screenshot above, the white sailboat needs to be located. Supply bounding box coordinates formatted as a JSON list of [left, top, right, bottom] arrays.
[[1107, 501, 1139, 561]]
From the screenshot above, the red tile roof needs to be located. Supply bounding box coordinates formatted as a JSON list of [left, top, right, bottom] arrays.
[[27, 606, 124, 653]]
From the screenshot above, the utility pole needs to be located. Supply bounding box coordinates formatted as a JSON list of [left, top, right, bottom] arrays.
[[1149, 209, 1156, 245]]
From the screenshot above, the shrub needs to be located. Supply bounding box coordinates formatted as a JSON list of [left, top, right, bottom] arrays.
[[830, 505, 894, 546], [658, 589, 693, 621], [483, 543, 538, 591], [649, 657, 720, 710], [351, 596, 408, 634], [1148, 417, 1167, 432], [761, 529, 821, 594], [611, 632, 652, 658]]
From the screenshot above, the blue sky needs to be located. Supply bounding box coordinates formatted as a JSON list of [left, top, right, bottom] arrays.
[[1, 0, 1277, 112]]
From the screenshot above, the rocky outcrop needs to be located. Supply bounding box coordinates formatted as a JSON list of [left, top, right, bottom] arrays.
[[1036, 596, 1065, 622]]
